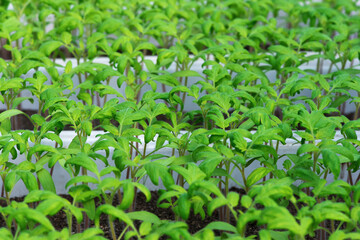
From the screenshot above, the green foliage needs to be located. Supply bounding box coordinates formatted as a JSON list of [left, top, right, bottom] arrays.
[[0, 0, 360, 239]]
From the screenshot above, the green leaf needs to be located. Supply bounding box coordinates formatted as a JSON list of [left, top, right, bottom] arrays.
[[17, 171, 39, 192], [269, 45, 295, 55], [0, 109, 24, 122], [78, 92, 92, 106], [83, 199, 96, 221], [82, 121, 92, 136], [0, 228, 12, 240], [188, 181, 223, 198], [132, 182, 151, 202], [297, 144, 319, 155], [227, 192, 240, 207], [177, 193, 190, 220], [261, 206, 302, 235], [37, 169, 56, 193], [68, 204, 84, 223], [66, 153, 99, 176], [241, 195, 252, 208], [36, 199, 64, 216], [100, 166, 120, 178], [199, 154, 223, 177], [39, 41, 63, 56], [71, 228, 104, 239], [94, 68, 121, 83], [144, 162, 174, 188], [95, 204, 135, 229], [134, 42, 157, 53], [43, 133, 63, 147], [65, 175, 99, 189], [322, 149, 340, 179], [61, 32, 72, 45], [119, 183, 135, 210], [17, 208, 55, 231], [127, 211, 161, 224], [172, 70, 204, 79], [246, 167, 271, 187], [205, 221, 237, 233], [139, 222, 152, 236], [15, 60, 44, 77], [170, 163, 206, 185], [12, 97, 33, 109], [4, 171, 17, 193], [145, 126, 156, 144], [151, 74, 179, 87], [208, 197, 228, 216], [28, 144, 59, 161]]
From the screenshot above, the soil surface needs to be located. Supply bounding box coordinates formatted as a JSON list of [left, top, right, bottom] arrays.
[[3, 109, 358, 131], [0, 188, 330, 239]]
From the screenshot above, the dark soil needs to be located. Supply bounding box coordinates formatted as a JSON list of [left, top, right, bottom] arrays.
[[4, 108, 359, 132], [0, 188, 330, 239]]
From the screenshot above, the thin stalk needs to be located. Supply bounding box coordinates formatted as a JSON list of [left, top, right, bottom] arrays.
[[240, 167, 248, 192], [117, 189, 122, 205], [316, 56, 321, 73], [50, 143, 57, 176], [319, 58, 324, 74], [217, 160, 224, 220], [103, 77, 110, 106], [1, 174, 5, 198], [331, 220, 335, 233], [161, 66, 166, 93], [324, 169, 329, 180], [4, 188, 10, 206], [76, 58, 82, 84], [313, 152, 319, 173], [67, 211, 73, 237], [118, 226, 129, 240], [13, 225, 20, 240], [181, 75, 189, 107], [327, 62, 333, 74], [109, 216, 117, 240], [347, 162, 353, 185], [355, 172, 360, 184], [354, 103, 359, 120], [143, 143, 147, 158], [76, 211, 81, 233], [225, 161, 230, 223]]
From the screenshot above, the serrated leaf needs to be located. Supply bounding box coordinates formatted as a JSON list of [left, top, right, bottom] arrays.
[[246, 167, 271, 187], [66, 153, 99, 176], [17, 208, 55, 230], [297, 144, 319, 155], [261, 206, 302, 234], [322, 149, 340, 179], [39, 41, 63, 56], [28, 144, 59, 161]]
